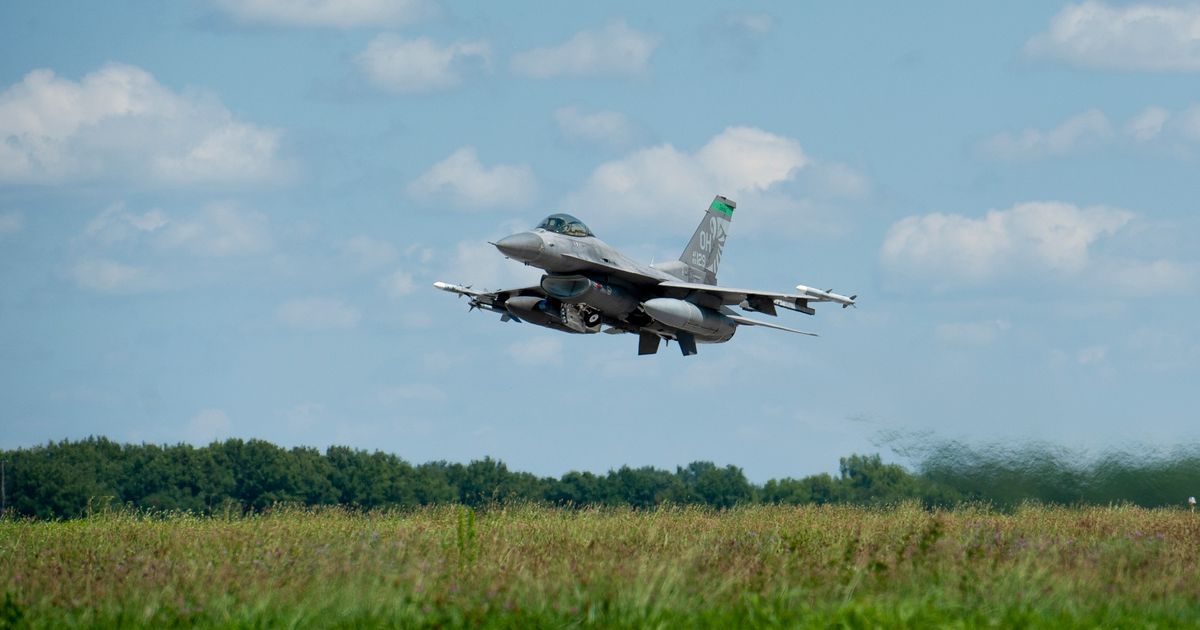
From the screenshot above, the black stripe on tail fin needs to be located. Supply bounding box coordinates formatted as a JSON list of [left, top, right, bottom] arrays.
[[679, 195, 735, 285]]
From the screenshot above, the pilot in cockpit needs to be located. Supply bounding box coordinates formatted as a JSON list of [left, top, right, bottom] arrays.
[[536, 214, 593, 237]]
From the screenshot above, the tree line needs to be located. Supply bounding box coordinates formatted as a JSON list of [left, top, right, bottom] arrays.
[[2, 437, 1197, 519]]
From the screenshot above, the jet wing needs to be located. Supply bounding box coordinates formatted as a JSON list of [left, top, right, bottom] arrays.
[[725, 314, 818, 336], [656, 281, 855, 316]]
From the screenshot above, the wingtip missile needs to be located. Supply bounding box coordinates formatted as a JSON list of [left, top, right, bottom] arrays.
[[434, 281, 472, 295], [796, 284, 856, 307]]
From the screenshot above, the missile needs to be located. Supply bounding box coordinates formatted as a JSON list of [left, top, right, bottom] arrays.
[[795, 285, 856, 307], [434, 281, 480, 296]]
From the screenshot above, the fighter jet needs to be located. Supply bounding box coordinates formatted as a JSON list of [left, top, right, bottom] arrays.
[[434, 195, 855, 356]]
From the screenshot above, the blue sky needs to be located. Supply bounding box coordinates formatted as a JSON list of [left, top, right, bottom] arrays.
[[2, 1, 1198, 480]]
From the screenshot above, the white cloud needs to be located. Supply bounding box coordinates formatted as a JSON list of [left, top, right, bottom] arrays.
[[185, 409, 231, 445], [0, 211, 24, 239], [356, 34, 491, 94], [277, 297, 361, 330], [881, 201, 1133, 288], [408, 147, 537, 210], [1106, 258, 1198, 295], [83, 203, 168, 245], [1077, 345, 1107, 364], [1124, 105, 1172, 141], [0, 64, 285, 186], [340, 235, 397, 269], [975, 110, 1112, 160], [156, 202, 272, 257], [977, 104, 1200, 160], [935, 320, 1011, 346], [383, 269, 415, 297], [511, 20, 661, 79], [560, 126, 812, 235], [71, 259, 164, 294], [507, 336, 563, 366], [554, 106, 637, 148], [212, 0, 435, 28], [81, 202, 271, 257], [1024, 2, 1200, 72]]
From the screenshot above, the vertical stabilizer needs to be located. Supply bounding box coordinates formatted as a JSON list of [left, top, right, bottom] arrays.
[[679, 195, 734, 285]]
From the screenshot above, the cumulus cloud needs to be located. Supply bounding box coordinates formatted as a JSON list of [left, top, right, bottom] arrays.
[[185, 409, 231, 445], [0, 211, 24, 239], [881, 201, 1133, 288], [975, 110, 1112, 160], [83, 202, 271, 256], [0, 64, 286, 186], [1105, 258, 1199, 295], [1124, 106, 1172, 141], [277, 298, 361, 330], [71, 259, 165, 294], [554, 106, 638, 148], [211, 0, 436, 28], [511, 20, 661, 80], [356, 34, 491, 94], [157, 202, 272, 257], [976, 104, 1200, 160], [935, 320, 1011, 346], [1023, 2, 1200, 72], [408, 147, 536, 210], [1125, 104, 1200, 147], [83, 203, 168, 245], [507, 336, 563, 366], [71, 202, 273, 294], [560, 126, 817, 235]]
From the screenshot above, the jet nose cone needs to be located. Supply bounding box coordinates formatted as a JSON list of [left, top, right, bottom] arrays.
[[495, 231, 544, 262]]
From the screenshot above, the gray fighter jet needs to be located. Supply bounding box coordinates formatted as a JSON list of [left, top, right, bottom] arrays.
[[434, 195, 855, 356]]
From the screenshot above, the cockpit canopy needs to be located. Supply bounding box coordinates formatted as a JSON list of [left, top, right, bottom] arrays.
[[535, 213, 593, 237]]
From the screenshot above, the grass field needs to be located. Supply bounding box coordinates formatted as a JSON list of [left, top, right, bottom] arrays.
[[2, 504, 1199, 629]]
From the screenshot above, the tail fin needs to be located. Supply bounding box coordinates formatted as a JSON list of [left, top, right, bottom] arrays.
[[679, 195, 734, 285]]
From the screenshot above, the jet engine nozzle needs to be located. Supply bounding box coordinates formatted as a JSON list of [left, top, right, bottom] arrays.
[[494, 231, 544, 263]]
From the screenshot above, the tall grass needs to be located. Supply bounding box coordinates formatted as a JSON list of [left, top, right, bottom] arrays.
[[2, 503, 1199, 628]]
